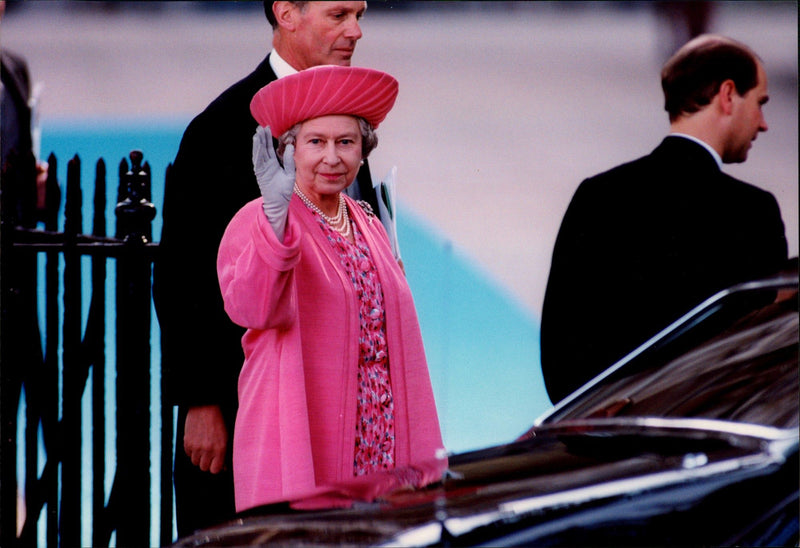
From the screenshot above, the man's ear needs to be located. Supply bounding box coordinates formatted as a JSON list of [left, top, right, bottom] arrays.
[[273, 1, 298, 31], [717, 79, 737, 115]]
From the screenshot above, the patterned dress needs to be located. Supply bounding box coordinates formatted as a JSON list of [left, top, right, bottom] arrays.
[[315, 211, 396, 476]]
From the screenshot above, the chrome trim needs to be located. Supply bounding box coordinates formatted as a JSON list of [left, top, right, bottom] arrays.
[[532, 416, 798, 443], [492, 450, 780, 516], [376, 522, 443, 547]]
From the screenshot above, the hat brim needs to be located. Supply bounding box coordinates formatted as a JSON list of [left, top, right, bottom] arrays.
[[250, 65, 398, 137]]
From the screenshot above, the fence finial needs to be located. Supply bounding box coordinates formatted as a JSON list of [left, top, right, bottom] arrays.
[[115, 150, 156, 243]]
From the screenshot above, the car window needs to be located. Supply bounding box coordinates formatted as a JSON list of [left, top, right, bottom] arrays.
[[540, 284, 799, 429]]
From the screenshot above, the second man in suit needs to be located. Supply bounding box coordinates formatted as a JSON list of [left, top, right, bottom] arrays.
[[540, 34, 788, 404]]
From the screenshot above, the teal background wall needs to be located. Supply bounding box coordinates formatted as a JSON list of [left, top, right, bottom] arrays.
[[40, 119, 553, 457]]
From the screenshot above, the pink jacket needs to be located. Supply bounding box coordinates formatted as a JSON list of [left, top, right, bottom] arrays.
[[217, 196, 445, 511]]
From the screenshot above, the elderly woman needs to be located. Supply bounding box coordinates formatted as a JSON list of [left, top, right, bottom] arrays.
[[217, 65, 446, 512]]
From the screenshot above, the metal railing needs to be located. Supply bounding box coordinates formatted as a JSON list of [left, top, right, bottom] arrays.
[[0, 150, 173, 547]]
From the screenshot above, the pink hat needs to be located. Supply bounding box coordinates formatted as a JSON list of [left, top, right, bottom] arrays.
[[250, 65, 399, 137]]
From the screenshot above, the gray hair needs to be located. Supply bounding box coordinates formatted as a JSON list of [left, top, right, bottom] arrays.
[[276, 117, 378, 163]]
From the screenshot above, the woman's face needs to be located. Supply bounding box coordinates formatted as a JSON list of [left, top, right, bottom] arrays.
[[292, 115, 363, 200]]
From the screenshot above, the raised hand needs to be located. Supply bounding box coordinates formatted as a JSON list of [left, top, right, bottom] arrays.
[[253, 125, 295, 240]]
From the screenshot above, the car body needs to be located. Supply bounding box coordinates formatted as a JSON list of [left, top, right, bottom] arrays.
[[173, 268, 799, 547]]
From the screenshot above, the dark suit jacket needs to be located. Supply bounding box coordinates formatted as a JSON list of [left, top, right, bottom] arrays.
[[1, 50, 37, 228], [154, 55, 276, 411], [1, 50, 32, 166], [540, 136, 788, 404], [153, 54, 380, 412], [1, 50, 43, 394]]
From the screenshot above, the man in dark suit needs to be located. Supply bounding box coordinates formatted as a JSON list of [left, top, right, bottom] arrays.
[[1, 5, 57, 540], [540, 34, 788, 405], [152, 1, 372, 537], [1, 50, 44, 226]]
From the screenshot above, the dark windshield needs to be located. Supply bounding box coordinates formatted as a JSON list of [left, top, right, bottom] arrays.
[[540, 278, 799, 429]]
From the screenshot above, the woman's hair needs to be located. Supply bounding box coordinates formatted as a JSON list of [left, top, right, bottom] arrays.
[[276, 116, 378, 161], [661, 34, 760, 122]]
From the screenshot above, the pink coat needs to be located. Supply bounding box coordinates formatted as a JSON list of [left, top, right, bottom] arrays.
[[217, 196, 445, 512]]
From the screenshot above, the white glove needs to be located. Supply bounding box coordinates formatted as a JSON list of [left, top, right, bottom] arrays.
[[252, 125, 295, 240]]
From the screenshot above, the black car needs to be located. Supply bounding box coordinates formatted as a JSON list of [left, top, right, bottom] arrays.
[[173, 268, 799, 547]]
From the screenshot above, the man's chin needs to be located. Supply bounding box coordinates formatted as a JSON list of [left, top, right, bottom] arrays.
[[725, 154, 748, 164], [723, 146, 751, 164], [332, 50, 355, 65]]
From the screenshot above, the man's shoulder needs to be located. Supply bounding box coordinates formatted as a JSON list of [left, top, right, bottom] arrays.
[[186, 55, 276, 132], [576, 152, 653, 195], [578, 137, 714, 194], [717, 170, 780, 208], [207, 59, 276, 114], [1, 49, 31, 97], [1, 49, 27, 73]]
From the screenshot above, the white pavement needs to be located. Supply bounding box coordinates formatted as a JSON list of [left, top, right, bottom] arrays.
[[3, 1, 797, 318]]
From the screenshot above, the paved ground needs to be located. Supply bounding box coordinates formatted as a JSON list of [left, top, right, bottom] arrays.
[[3, 0, 797, 318]]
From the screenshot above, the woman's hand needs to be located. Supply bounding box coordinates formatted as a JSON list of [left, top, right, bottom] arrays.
[[253, 125, 295, 240]]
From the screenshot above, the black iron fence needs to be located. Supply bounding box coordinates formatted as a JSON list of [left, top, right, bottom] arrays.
[[0, 150, 173, 547]]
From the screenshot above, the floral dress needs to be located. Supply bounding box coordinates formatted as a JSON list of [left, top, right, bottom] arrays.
[[316, 211, 396, 476]]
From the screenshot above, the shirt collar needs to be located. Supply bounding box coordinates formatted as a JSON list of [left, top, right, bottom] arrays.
[[668, 133, 723, 170], [269, 48, 298, 79]]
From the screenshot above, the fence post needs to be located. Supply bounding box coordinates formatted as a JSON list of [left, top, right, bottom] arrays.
[[59, 155, 84, 547], [42, 155, 61, 547], [113, 150, 156, 545], [90, 159, 110, 546]]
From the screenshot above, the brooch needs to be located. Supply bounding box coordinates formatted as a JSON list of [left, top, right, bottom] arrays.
[[356, 200, 375, 224]]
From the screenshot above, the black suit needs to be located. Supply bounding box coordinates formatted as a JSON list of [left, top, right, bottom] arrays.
[[540, 136, 788, 404], [153, 53, 379, 537], [1, 50, 37, 227], [153, 54, 274, 538], [1, 51, 44, 548]]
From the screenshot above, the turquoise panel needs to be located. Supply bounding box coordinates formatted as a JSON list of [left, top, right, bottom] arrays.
[[40, 118, 551, 454]]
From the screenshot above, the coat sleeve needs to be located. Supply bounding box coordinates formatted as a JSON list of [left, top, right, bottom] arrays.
[[217, 199, 303, 331], [760, 191, 789, 271]]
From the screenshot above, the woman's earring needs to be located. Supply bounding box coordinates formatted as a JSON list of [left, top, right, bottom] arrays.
[[359, 160, 365, 166]]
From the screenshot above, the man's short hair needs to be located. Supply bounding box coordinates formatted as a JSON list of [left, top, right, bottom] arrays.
[[264, 1, 308, 30], [661, 34, 760, 122]]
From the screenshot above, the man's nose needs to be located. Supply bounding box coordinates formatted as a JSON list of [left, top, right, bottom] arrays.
[[344, 17, 363, 40]]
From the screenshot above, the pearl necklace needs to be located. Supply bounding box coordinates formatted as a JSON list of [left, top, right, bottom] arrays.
[[294, 184, 352, 238]]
